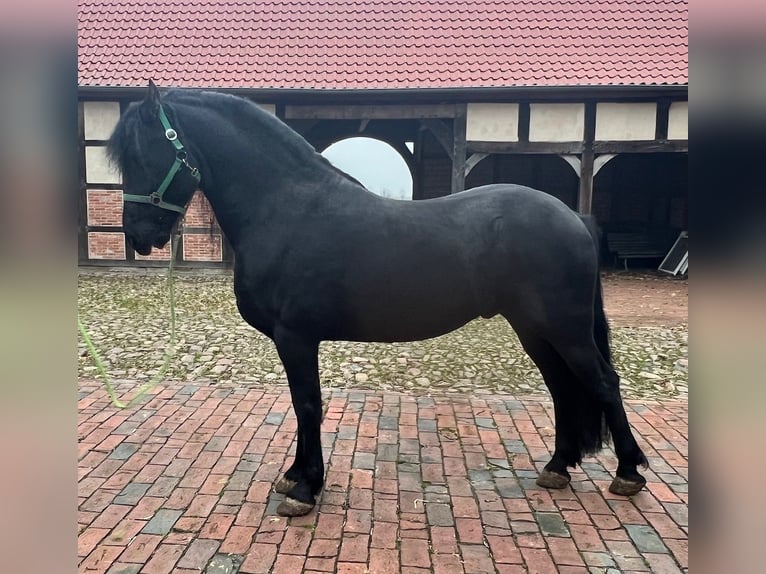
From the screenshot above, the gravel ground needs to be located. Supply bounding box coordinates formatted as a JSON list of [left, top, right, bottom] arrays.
[[78, 271, 687, 400]]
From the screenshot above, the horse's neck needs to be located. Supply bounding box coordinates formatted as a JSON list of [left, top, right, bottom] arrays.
[[183, 103, 332, 249]]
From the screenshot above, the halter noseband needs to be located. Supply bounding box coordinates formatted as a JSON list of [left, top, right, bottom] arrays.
[[123, 105, 201, 214]]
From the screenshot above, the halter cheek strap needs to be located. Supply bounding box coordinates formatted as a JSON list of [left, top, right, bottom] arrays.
[[123, 105, 201, 214]]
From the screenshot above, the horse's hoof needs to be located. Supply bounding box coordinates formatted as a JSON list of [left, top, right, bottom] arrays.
[[609, 475, 646, 496], [274, 477, 298, 494], [277, 497, 315, 517], [536, 470, 571, 489]]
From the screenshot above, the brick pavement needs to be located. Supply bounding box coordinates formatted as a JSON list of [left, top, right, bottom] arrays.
[[77, 381, 688, 574]]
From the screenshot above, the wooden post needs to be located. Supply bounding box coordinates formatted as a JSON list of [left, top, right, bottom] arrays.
[[578, 102, 596, 214], [578, 148, 594, 214], [451, 105, 467, 194]]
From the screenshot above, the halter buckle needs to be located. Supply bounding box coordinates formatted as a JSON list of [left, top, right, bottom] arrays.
[[149, 193, 162, 205], [165, 128, 178, 141]]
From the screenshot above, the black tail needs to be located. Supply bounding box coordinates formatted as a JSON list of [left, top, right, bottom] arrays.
[[575, 215, 613, 454], [579, 215, 612, 365]]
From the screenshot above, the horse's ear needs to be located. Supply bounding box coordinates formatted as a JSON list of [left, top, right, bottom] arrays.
[[139, 80, 161, 122]]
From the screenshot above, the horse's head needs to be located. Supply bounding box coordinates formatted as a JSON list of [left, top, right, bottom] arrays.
[[107, 81, 201, 255]]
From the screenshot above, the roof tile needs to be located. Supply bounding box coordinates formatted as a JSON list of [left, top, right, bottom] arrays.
[[78, 0, 688, 89]]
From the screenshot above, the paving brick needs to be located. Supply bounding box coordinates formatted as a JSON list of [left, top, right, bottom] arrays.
[[142, 509, 183, 535], [369, 548, 399, 574], [401, 538, 431, 568], [461, 543, 495, 573], [118, 534, 162, 563], [176, 538, 220, 570], [200, 513, 236, 540], [240, 542, 278, 573], [78, 383, 687, 574], [113, 483, 151, 505], [140, 543, 184, 574], [338, 533, 369, 563], [625, 524, 669, 554]]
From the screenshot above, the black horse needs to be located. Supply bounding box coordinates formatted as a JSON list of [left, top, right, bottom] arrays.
[[108, 82, 648, 516]]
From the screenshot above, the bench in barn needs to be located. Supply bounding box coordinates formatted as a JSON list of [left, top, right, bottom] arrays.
[[606, 231, 674, 270]]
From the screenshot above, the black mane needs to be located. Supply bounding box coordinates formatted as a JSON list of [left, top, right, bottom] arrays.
[[108, 89, 365, 189]]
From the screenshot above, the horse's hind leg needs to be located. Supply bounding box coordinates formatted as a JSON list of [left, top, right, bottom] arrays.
[[553, 337, 648, 495], [513, 328, 601, 489], [272, 328, 325, 516]]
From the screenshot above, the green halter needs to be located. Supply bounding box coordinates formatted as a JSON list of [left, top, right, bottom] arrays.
[[123, 105, 201, 214]]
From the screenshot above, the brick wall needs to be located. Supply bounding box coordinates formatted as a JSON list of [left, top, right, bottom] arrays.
[[83, 186, 226, 263], [87, 232, 125, 259], [183, 191, 215, 227], [182, 233, 222, 261], [87, 189, 123, 226], [135, 241, 172, 261]]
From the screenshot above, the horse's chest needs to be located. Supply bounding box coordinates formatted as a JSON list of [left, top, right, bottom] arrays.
[[233, 276, 278, 339]]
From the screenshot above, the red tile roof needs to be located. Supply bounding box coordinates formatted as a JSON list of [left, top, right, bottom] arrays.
[[78, 0, 688, 90]]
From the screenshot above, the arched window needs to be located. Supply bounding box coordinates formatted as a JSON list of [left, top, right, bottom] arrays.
[[322, 137, 413, 200]]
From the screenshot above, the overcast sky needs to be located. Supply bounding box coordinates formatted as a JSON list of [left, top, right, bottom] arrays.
[[322, 137, 412, 199]]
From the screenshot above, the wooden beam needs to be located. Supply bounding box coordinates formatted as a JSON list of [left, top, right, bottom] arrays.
[[578, 148, 595, 214], [593, 154, 617, 176], [420, 119, 454, 160], [560, 155, 581, 177], [285, 104, 459, 120], [451, 105, 467, 194], [592, 140, 688, 153], [465, 153, 489, 177], [517, 102, 531, 142], [466, 139, 686, 155], [655, 99, 671, 140], [467, 141, 583, 155], [578, 102, 596, 214]]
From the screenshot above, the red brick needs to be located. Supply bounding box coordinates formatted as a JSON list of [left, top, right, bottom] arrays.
[[140, 543, 184, 574], [78, 527, 110, 557], [546, 538, 584, 567], [643, 553, 684, 574], [341, 509, 369, 533], [433, 554, 465, 574], [315, 513, 344, 539], [665, 538, 688, 568], [336, 564, 368, 574], [199, 473, 229, 495], [400, 538, 430, 568], [369, 548, 400, 574], [281, 525, 313, 554], [123, 496, 162, 521], [486, 535, 523, 564], [119, 534, 162, 563], [460, 543, 495, 573], [103, 520, 146, 546], [520, 547, 558, 574], [78, 544, 122, 572], [240, 543, 278, 573], [644, 511, 687, 539], [200, 513, 235, 539], [430, 526, 456, 554], [272, 554, 306, 574], [452, 496, 479, 518], [304, 557, 336, 571], [184, 494, 218, 518], [338, 534, 369, 563], [221, 525, 256, 554], [309, 538, 340, 558], [456, 518, 484, 544], [569, 524, 606, 552], [371, 521, 399, 549]]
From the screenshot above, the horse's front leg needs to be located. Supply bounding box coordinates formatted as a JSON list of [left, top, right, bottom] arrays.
[[272, 327, 325, 516]]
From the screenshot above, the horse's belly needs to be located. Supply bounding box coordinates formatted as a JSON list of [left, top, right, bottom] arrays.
[[343, 310, 476, 343], [339, 282, 484, 343]]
